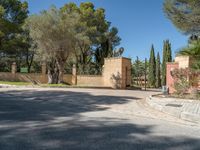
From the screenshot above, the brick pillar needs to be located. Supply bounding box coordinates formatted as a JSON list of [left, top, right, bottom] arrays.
[[11, 62, 17, 74], [166, 62, 179, 94], [72, 64, 77, 85], [42, 62, 46, 75]]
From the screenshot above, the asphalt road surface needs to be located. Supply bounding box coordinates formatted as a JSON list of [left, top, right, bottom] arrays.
[[0, 88, 200, 150]]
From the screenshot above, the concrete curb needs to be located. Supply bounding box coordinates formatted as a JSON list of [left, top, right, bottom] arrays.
[[146, 96, 200, 124], [0, 84, 17, 88]]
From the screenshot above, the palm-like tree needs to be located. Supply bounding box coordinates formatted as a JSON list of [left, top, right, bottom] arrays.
[[178, 41, 200, 71]]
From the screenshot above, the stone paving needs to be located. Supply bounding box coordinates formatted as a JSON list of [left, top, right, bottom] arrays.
[[146, 96, 200, 123]]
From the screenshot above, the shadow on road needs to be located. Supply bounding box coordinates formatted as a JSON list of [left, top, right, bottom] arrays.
[[0, 90, 140, 122], [0, 90, 199, 150]]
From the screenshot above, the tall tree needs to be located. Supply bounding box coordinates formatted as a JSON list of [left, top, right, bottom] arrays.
[[148, 45, 156, 87], [135, 56, 140, 85], [94, 27, 121, 73], [162, 40, 172, 86], [61, 2, 109, 74], [166, 40, 172, 62], [178, 40, 200, 71], [61, 2, 121, 75], [0, 0, 29, 71], [156, 52, 161, 88], [131, 57, 146, 86], [0, 5, 5, 48], [162, 41, 167, 86], [25, 6, 79, 83], [164, 0, 200, 71], [164, 0, 200, 36]]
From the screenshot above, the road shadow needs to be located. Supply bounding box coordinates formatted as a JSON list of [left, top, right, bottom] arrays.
[[0, 90, 199, 150], [0, 90, 140, 122], [0, 117, 199, 150]]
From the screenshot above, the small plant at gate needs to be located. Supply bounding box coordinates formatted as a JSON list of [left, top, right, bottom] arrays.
[[171, 68, 190, 96]]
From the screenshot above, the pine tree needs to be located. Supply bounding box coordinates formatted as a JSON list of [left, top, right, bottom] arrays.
[[148, 44, 156, 87], [164, 0, 200, 35], [156, 52, 161, 88], [162, 40, 172, 86]]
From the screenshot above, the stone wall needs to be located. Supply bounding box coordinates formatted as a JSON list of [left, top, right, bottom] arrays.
[[0, 72, 73, 84], [0, 72, 47, 83], [103, 57, 131, 89], [77, 75, 103, 87], [121, 58, 132, 88], [103, 58, 123, 88], [0, 72, 17, 82], [175, 56, 191, 69], [63, 74, 73, 85], [0, 57, 132, 89]]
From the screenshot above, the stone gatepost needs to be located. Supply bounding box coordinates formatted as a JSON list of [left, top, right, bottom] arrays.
[[103, 57, 132, 89], [11, 62, 17, 74], [72, 64, 77, 85], [42, 62, 47, 75]]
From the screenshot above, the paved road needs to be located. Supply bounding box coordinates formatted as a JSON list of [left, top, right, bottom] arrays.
[[0, 88, 200, 150]]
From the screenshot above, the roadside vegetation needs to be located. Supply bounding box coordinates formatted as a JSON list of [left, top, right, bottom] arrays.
[[0, 0, 199, 97], [0, 0, 123, 84], [0, 81, 31, 86], [164, 0, 200, 99]]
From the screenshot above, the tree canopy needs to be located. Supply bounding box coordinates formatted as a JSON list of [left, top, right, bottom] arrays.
[[61, 2, 121, 74], [156, 52, 161, 88], [162, 40, 172, 86], [148, 45, 156, 87], [164, 0, 200, 35], [178, 40, 200, 71], [0, 0, 29, 72], [25, 6, 79, 83], [24, 2, 122, 83]]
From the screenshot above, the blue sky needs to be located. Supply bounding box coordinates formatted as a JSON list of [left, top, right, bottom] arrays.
[[24, 0, 188, 61]]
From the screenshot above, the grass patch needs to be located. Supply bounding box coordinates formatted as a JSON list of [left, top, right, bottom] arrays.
[[40, 84, 111, 89], [155, 93, 200, 100], [41, 83, 70, 88], [0, 81, 31, 86]]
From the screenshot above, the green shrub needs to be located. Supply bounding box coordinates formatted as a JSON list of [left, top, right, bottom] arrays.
[[171, 68, 190, 96], [173, 77, 190, 96]]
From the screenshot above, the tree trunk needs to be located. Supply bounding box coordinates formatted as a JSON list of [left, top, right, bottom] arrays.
[[57, 60, 65, 84], [27, 53, 34, 73], [48, 68, 59, 84], [47, 59, 59, 84]]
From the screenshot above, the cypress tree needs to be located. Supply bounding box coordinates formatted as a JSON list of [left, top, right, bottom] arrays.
[[156, 52, 161, 88], [162, 41, 167, 86], [162, 40, 172, 86], [166, 40, 172, 62], [135, 56, 139, 85], [148, 44, 156, 87]]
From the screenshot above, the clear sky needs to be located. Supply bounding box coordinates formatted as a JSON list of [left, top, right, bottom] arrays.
[[24, 0, 188, 61]]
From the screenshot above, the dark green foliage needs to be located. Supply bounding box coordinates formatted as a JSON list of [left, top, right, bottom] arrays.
[[61, 2, 121, 75], [0, 0, 31, 72], [94, 27, 121, 74], [178, 40, 200, 71], [0, 1, 121, 78], [25, 6, 80, 83], [164, 0, 200, 35], [156, 52, 161, 88], [162, 40, 172, 86], [132, 56, 146, 86], [148, 45, 156, 87]]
